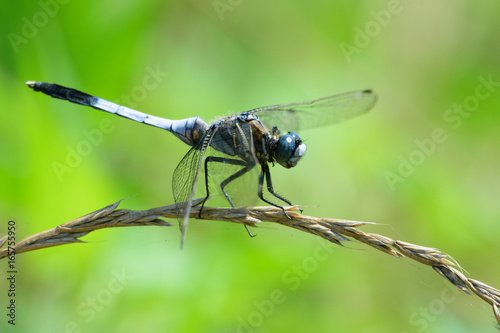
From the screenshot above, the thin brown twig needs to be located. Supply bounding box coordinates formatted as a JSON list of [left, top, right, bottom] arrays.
[[0, 199, 498, 327]]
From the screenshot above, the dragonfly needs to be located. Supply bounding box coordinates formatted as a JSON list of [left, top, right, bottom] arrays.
[[26, 81, 377, 246]]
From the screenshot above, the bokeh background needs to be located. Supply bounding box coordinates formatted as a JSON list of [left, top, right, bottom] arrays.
[[1, 1, 500, 332]]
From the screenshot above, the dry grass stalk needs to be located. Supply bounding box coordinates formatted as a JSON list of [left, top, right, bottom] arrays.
[[0, 200, 498, 326]]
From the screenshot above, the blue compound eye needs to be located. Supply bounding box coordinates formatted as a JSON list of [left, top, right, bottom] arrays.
[[275, 131, 306, 168]]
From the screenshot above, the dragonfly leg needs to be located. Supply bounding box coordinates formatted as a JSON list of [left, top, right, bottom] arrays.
[[258, 164, 294, 219], [199, 156, 220, 218], [200, 156, 247, 214], [200, 156, 256, 237]]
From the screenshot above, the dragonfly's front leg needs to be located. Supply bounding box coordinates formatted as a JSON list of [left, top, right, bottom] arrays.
[[258, 164, 294, 219]]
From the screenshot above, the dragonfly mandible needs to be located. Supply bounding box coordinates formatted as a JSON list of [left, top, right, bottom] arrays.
[[26, 81, 377, 246]]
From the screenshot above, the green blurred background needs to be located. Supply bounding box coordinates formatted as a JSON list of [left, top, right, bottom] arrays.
[[1, 1, 499, 332]]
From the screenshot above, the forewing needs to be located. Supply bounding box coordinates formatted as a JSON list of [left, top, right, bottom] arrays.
[[251, 90, 377, 132]]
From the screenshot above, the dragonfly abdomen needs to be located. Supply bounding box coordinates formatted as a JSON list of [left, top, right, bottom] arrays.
[[26, 81, 209, 146]]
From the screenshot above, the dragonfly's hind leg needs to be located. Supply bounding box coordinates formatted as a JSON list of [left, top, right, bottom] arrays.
[[200, 156, 256, 237], [200, 156, 247, 214]]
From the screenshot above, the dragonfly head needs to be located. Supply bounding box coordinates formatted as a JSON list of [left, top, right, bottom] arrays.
[[274, 131, 306, 168]]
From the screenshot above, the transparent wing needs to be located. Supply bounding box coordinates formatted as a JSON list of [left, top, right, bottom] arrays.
[[172, 130, 214, 247], [250, 90, 377, 133], [172, 146, 202, 216]]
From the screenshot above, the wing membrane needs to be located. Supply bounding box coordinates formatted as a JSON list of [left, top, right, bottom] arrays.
[[172, 128, 215, 247], [251, 90, 377, 132]]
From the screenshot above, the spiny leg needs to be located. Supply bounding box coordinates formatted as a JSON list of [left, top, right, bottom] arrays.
[[200, 156, 256, 237], [218, 158, 258, 237], [264, 165, 303, 214], [258, 164, 293, 219], [200, 156, 246, 215]]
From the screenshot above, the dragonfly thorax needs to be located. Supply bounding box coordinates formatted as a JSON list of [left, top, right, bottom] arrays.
[[272, 131, 306, 168]]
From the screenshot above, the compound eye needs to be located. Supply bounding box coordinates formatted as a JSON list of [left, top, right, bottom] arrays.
[[275, 131, 306, 168]]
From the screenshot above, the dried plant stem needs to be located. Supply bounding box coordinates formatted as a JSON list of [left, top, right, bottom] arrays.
[[1, 200, 499, 326]]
